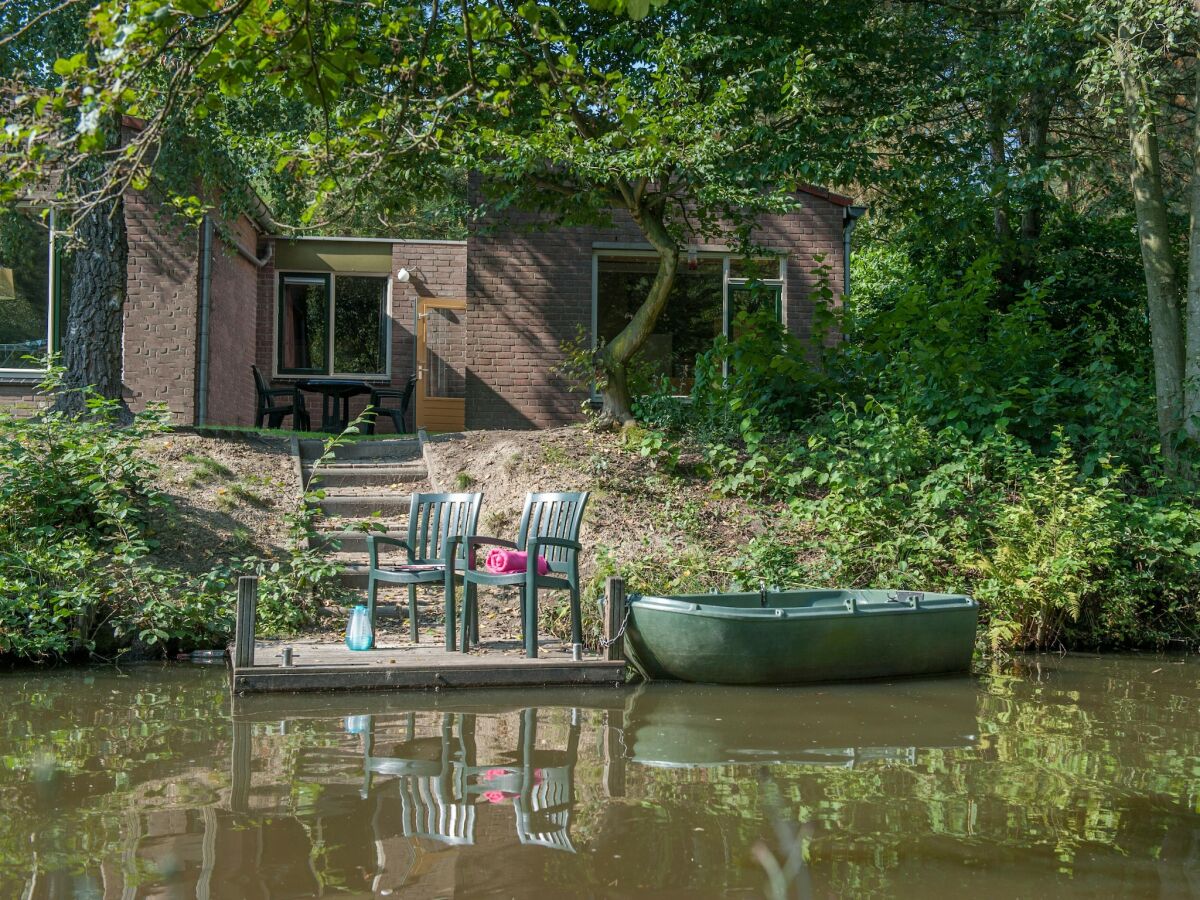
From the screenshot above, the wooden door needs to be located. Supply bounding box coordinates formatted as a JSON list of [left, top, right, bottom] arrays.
[[415, 298, 466, 432]]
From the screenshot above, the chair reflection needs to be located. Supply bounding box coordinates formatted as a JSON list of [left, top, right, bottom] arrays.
[[357, 706, 580, 853]]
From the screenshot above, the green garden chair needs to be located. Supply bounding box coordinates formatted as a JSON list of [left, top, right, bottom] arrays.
[[446, 491, 589, 658], [366, 492, 482, 647]]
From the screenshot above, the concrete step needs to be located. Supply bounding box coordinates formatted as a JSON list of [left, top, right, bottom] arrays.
[[312, 492, 412, 518], [298, 438, 421, 463], [303, 463, 426, 489], [311, 528, 408, 555]]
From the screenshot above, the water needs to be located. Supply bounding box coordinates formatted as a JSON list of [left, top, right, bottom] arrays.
[[0, 655, 1197, 898]]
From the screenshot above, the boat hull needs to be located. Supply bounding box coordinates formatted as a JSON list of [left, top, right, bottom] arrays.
[[625, 589, 977, 685]]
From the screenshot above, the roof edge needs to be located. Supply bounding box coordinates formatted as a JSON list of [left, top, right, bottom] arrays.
[[796, 184, 856, 207]]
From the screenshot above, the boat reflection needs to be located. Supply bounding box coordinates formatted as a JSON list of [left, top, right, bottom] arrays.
[[622, 679, 981, 768]]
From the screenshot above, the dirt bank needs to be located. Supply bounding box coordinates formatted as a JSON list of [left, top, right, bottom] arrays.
[[422, 426, 773, 597]]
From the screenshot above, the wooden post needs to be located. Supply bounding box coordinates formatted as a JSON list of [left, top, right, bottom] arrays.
[[603, 707, 626, 798], [234, 576, 258, 669], [604, 576, 626, 662], [230, 720, 251, 814]]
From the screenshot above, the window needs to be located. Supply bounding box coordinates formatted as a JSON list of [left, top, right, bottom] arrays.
[[594, 252, 784, 393], [0, 206, 65, 373], [276, 272, 390, 377]]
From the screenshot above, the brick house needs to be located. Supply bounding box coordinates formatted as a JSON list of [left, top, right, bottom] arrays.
[[0, 186, 862, 431]]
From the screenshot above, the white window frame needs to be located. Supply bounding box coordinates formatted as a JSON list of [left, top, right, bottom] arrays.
[[273, 269, 393, 381], [0, 206, 60, 377], [590, 248, 786, 398]]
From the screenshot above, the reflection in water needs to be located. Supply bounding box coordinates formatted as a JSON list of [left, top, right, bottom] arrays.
[[1, 656, 1199, 897]]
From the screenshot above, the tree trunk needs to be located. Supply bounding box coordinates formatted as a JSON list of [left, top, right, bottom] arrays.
[[1116, 33, 1185, 455], [1185, 57, 1200, 443], [52, 160, 132, 423], [1018, 86, 1051, 282], [596, 202, 680, 426]]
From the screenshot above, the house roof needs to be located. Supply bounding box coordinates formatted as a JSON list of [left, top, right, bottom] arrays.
[[121, 114, 280, 234], [796, 184, 856, 207]]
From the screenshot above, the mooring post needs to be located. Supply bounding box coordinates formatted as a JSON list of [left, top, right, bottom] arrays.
[[604, 707, 627, 798], [604, 576, 626, 662], [234, 575, 258, 669], [230, 720, 251, 814]]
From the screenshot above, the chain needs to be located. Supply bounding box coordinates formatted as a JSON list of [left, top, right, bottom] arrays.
[[598, 593, 632, 648]]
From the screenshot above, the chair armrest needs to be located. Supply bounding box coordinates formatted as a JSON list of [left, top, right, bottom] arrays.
[[370, 388, 407, 401], [367, 534, 413, 568], [267, 387, 297, 398], [463, 535, 519, 571], [527, 536, 582, 553]]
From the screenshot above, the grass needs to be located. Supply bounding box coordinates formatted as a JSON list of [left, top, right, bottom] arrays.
[[454, 471, 477, 490]]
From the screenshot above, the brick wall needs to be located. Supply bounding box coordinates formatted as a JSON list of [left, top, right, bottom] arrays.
[[0, 382, 46, 416], [2, 195, 262, 425], [465, 191, 850, 430], [203, 214, 261, 426], [122, 190, 201, 424]]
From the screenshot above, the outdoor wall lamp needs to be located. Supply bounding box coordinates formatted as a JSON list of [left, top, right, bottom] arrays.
[[396, 267, 411, 283]]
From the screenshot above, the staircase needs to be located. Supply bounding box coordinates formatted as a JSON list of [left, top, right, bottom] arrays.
[[298, 438, 428, 590]]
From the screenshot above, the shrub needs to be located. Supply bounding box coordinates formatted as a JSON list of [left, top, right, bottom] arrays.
[[0, 372, 349, 660]]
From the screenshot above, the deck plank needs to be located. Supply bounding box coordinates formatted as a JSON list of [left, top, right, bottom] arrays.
[[229, 637, 628, 693]]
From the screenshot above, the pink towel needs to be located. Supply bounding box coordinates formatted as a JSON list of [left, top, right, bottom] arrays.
[[484, 548, 550, 576]]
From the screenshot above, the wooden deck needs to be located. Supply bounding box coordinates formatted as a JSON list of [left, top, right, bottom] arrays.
[[230, 637, 627, 693]]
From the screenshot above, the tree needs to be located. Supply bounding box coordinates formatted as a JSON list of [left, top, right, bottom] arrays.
[[1069, 0, 1199, 455]]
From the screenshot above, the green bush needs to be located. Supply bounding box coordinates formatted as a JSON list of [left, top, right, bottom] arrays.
[[628, 247, 1200, 653], [0, 372, 346, 661]]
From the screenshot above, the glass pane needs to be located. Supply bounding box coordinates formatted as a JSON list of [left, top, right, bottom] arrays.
[[425, 307, 465, 398], [334, 275, 388, 374], [597, 255, 722, 393], [729, 256, 781, 279], [278, 276, 328, 373], [0, 207, 51, 370], [728, 283, 783, 341]]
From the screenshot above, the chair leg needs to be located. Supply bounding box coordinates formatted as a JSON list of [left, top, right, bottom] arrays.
[[461, 581, 476, 654], [471, 592, 479, 644], [570, 584, 582, 647], [366, 575, 378, 650], [525, 581, 538, 659], [268, 411, 285, 428], [444, 575, 457, 653], [408, 584, 419, 642]]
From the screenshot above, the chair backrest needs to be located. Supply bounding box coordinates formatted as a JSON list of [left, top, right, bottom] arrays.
[[407, 492, 482, 564], [513, 767, 575, 852], [398, 775, 476, 846], [516, 492, 589, 568], [251, 364, 271, 401]]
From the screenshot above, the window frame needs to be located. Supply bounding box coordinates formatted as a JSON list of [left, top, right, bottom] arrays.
[[273, 269, 393, 381], [0, 206, 63, 377], [590, 248, 786, 398]]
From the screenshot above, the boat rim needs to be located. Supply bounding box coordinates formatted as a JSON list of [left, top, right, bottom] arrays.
[[628, 589, 977, 621]]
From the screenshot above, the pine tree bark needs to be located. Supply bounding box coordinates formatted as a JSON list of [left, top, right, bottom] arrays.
[[52, 157, 132, 423], [596, 200, 680, 426], [1116, 33, 1186, 456]]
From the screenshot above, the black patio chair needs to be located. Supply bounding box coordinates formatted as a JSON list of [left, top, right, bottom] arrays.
[[252, 365, 310, 430], [365, 375, 418, 434]]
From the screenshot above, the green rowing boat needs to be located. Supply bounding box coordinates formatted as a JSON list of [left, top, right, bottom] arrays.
[[623, 588, 977, 685]]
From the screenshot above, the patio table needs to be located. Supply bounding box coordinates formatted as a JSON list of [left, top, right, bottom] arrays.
[[297, 379, 373, 433]]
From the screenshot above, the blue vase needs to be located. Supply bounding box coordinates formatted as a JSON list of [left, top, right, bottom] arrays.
[[345, 605, 373, 651]]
